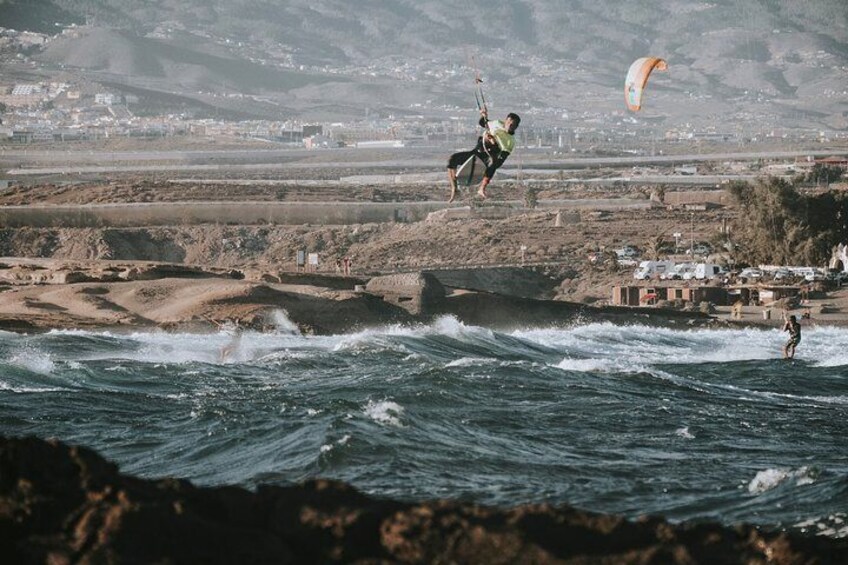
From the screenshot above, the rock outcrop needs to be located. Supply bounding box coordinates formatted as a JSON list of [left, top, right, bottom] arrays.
[[365, 272, 445, 315], [1, 436, 845, 564]]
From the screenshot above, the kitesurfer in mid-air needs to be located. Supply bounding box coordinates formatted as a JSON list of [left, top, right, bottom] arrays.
[[447, 109, 520, 202]]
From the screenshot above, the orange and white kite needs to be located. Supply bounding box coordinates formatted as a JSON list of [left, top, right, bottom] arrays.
[[625, 57, 668, 111]]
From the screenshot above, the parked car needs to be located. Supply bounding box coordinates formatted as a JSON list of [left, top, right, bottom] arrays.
[[739, 267, 763, 280], [772, 268, 792, 281], [615, 245, 640, 258], [802, 268, 827, 282], [686, 243, 713, 256], [827, 270, 848, 284]]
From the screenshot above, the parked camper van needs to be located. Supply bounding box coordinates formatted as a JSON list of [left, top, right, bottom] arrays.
[[692, 263, 727, 280], [661, 263, 694, 280], [634, 260, 675, 280]]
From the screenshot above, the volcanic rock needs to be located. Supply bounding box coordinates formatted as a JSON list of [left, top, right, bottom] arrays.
[[1, 436, 846, 564]]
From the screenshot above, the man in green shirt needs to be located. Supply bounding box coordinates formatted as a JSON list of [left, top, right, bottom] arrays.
[[447, 110, 520, 201]]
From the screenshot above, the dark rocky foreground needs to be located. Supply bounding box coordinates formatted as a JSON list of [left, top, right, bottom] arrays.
[[2, 437, 846, 564]]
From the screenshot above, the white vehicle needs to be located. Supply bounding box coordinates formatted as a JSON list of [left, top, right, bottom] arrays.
[[686, 263, 727, 280], [615, 246, 640, 267], [698, 263, 726, 280], [686, 243, 713, 256], [796, 268, 826, 282], [615, 245, 640, 258], [615, 245, 639, 262], [634, 260, 675, 280], [773, 268, 792, 281], [661, 262, 694, 280], [738, 267, 763, 280]]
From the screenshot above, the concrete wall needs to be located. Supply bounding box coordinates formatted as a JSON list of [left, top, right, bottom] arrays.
[[0, 201, 451, 228], [0, 199, 652, 228], [663, 190, 732, 206]]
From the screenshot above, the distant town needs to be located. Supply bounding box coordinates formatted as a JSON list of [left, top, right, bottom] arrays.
[[2, 25, 847, 152]]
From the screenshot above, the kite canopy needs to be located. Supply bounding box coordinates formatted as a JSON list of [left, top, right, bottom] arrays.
[[625, 57, 668, 112]]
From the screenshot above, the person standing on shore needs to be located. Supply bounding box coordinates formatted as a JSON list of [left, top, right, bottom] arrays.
[[447, 109, 520, 202], [781, 313, 801, 359]]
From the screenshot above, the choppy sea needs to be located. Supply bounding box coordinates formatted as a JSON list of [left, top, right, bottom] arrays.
[[1, 315, 846, 538]]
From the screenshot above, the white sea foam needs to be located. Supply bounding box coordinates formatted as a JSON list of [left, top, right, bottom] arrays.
[[542, 323, 848, 368], [364, 400, 405, 427], [446, 356, 490, 368], [9, 321, 848, 371], [37, 328, 313, 365], [676, 427, 695, 439], [269, 309, 301, 335], [557, 357, 605, 372], [520, 323, 782, 366], [795, 513, 848, 538], [320, 434, 352, 454], [0, 379, 64, 394], [13, 319, 846, 371], [807, 327, 848, 367], [748, 466, 817, 494], [555, 356, 699, 392], [9, 350, 55, 375], [742, 387, 848, 406], [332, 316, 491, 352], [257, 349, 320, 363]]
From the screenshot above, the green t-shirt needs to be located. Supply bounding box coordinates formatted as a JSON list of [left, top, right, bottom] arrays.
[[487, 120, 515, 154]]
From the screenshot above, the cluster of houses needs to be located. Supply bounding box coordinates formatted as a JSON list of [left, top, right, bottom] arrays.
[[612, 282, 811, 309], [611, 245, 848, 308]]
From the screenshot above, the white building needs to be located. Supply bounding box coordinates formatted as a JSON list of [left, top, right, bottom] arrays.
[[95, 93, 120, 106], [12, 84, 42, 96]]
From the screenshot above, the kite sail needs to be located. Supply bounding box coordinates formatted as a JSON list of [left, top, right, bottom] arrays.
[[624, 57, 667, 111]]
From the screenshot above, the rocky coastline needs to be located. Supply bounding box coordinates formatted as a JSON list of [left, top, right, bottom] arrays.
[[0, 258, 719, 335], [2, 436, 846, 564]]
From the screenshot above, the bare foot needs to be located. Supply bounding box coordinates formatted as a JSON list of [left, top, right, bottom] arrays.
[[448, 193, 455, 203], [477, 190, 488, 199]]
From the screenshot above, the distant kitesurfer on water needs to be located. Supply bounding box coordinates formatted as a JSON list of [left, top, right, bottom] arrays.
[[447, 109, 520, 202], [209, 317, 244, 362], [782, 313, 801, 359]]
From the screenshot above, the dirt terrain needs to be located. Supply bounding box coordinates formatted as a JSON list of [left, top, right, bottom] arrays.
[[2, 146, 845, 331], [0, 203, 725, 304]]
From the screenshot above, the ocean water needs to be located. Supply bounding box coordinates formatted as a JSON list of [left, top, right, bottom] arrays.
[[1, 315, 846, 538]]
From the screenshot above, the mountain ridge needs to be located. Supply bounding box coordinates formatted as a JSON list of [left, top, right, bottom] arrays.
[[1, 0, 846, 128]]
